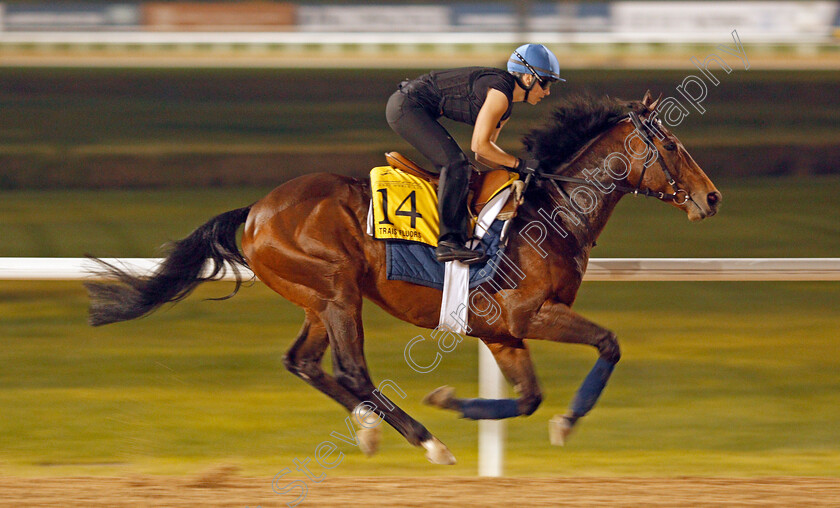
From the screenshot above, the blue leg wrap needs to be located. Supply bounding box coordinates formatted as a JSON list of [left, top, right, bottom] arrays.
[[459, 398, 520, 420], [569, 357, 616, 420]]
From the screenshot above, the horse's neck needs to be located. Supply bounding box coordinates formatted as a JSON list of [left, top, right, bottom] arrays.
[[514, 132, 629, 294], [546, 130, 630, 248]]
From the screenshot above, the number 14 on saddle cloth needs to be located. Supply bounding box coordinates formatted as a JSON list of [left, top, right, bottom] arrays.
[[368, 165, 518, 247]]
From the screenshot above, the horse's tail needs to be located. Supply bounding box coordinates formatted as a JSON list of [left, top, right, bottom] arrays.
[[85, 205, 252, 327]]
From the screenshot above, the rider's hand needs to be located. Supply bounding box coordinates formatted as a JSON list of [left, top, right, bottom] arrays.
[[513, 158, 540, 174]]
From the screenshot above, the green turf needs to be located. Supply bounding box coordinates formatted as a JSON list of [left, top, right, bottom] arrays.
[[0, 178, 838, 477]]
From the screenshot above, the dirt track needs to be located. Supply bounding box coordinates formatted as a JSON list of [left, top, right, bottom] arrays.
[[1, 474, 839, 507]]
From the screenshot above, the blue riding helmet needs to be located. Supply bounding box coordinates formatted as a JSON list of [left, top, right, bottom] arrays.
[[507, 43, 565, 83]]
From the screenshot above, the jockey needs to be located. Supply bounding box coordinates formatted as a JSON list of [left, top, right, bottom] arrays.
[[386, 43, 563, 264]]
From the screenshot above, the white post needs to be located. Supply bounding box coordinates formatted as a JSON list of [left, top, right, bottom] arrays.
[[477, 340, 505, 477]]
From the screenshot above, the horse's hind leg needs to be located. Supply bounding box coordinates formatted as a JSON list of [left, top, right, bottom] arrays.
[[283, 311, 361, 412], [424, 338, 543, 420], [319, 300, 455, 464], [283, 311, 381, 456]]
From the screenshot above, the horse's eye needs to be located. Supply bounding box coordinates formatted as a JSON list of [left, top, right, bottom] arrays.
[[664, 141, 677, 151]]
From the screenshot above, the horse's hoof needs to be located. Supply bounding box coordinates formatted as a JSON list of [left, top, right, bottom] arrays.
[[422, 386, 458, 410], [352, 403, 383, 456], [356, 426, 381, 456], [421, 437, 456, 465], [549, 415, 574, 446]]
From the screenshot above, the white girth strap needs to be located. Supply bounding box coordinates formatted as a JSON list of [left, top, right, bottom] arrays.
[[439, 187, 512, 334]]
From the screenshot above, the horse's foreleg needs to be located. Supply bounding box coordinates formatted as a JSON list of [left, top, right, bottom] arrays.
[[320, 301, 455, 464], [526, 301, 621, 445], [423, 338, 542, 420]]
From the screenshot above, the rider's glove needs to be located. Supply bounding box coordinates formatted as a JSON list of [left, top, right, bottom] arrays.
[[513, 158, 540, 175]]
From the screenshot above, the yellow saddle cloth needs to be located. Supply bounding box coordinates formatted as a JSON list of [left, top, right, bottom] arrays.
[[370, 166, 440, 246], [370, 164, 518, 247]]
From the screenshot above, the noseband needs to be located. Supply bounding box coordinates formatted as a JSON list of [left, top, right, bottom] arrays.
[[519, 111, 690, 206]]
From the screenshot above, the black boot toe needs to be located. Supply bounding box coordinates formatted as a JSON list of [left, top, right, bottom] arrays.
[[435, 241, 488, 265]]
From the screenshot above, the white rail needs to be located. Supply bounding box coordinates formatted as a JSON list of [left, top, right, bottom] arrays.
[[585, 257, 840, 281], [2, 257, 840, 281], [1, 256, 838, 478]]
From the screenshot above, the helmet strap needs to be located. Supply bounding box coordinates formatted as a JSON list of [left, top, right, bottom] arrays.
[[513, 73, 537, 102]]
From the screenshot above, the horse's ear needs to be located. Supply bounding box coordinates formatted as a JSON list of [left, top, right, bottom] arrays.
[[641, 89, 653, 106], [649, 93, 663, 111]]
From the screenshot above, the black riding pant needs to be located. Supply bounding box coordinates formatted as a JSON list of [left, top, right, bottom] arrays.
[[386, 89, 471, 243]]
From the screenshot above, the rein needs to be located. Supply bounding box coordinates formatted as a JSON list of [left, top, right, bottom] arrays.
[[520, 111, 690, 205]]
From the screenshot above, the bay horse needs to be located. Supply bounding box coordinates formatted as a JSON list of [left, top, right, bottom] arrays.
[[86, 92, 721, 465]]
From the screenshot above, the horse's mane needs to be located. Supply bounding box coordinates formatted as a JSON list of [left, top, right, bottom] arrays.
[[522, 94, 644, 173]]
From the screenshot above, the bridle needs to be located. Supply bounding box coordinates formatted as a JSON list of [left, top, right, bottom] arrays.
[[518, 110, 691, 206], [626, 111, 690, 205]]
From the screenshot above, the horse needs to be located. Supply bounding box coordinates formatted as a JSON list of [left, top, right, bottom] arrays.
[[86, 91, 721, 465]]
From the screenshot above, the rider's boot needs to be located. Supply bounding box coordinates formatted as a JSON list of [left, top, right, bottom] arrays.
[[434, 161, 487, 265]]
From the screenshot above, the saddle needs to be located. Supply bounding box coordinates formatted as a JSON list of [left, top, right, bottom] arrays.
[[384, 152, 521, 220]]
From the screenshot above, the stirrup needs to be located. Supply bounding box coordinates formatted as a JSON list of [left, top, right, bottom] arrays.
[[435, 240, 488, 265]]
